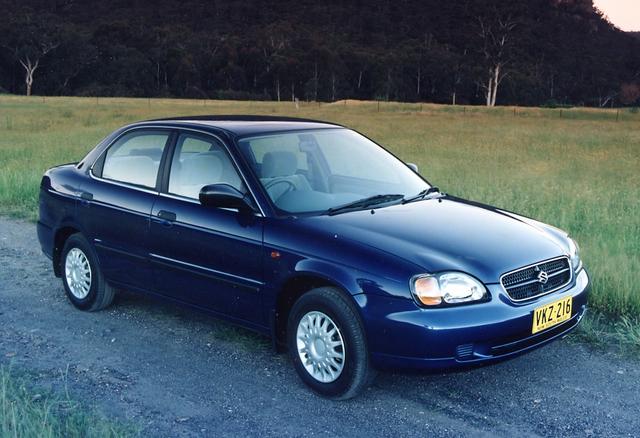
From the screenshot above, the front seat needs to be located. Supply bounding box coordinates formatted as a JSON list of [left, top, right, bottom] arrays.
[[173, 152, 224, 199], [260, 151, 311, 201], [206, 150, 243, 190]]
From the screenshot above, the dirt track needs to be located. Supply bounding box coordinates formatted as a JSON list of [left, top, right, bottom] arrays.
[[1, 217, 639, 437]]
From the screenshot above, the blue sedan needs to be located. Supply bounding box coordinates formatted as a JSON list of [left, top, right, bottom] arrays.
[[37, 116, 589, 399]]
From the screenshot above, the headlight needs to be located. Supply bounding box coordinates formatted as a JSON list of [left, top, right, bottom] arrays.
[[568, 238, 582, 271], [410, 272, 487, 307]]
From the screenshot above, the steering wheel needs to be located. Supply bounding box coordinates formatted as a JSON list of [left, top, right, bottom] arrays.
[[264, 179, 297, 201]]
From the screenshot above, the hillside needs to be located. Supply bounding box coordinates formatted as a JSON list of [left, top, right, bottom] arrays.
[[0, 0, 638, 106]]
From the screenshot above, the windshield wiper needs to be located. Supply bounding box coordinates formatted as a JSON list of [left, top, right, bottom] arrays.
[[326, 194, 404, 215], [402, 186, 441, 204]]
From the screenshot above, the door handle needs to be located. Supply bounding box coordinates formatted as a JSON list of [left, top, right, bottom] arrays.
[[157, 210, 177, 222], [79, 191, 93, 207]]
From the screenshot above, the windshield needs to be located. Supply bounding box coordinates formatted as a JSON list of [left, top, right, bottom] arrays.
[[237, 128, 429, 214]]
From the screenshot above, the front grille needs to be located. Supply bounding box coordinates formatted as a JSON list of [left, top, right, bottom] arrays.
[[501, 257, 571, 301]]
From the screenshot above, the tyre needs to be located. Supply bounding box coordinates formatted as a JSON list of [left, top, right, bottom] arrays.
[[60, 233, 115, 311], [287, 287, 375, 399]]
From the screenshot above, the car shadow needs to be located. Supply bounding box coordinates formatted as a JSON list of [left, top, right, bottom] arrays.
[[111, 288, 576, 392]]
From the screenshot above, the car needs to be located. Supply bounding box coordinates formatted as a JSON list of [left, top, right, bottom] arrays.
[[37, 115, 589, 399]]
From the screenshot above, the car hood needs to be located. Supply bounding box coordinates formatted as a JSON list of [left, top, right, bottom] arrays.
[[298, 196, 570, 283]]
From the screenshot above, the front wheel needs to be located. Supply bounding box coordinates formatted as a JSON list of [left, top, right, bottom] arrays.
[[287, 287, 375, 399], [61, 234, 115, 311]]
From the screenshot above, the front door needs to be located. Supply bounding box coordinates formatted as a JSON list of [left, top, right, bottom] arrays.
[[148, 131, 265, 326]]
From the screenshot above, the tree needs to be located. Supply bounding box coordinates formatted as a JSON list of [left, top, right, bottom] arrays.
[[1, 12, 60, 96], [620, 83, 640, 105], [476, 13, 517, 106], [0, 0, 639, 106], [47, 26, 96, 95]]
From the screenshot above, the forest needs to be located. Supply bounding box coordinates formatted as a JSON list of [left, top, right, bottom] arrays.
[[0, 0, 639, 107]]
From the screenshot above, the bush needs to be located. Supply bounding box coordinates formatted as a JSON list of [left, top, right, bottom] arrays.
[[540, 99, 574, 109]]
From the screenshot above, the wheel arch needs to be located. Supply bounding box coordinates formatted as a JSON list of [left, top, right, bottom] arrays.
[[52, 224, 83, 277], [271, 261, 364, 351]]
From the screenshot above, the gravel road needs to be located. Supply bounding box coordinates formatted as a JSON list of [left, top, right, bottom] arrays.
[[0, 217, 638, 437]]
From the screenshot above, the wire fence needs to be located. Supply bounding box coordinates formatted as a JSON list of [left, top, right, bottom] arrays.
[[1, 94, 638, 124]]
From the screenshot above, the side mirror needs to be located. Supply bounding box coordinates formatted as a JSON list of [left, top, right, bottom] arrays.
[[199, 184, 254, 212], [406, 162, 419, 173]]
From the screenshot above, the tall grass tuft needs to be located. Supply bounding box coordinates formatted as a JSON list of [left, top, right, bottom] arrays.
[[0, 366, 135, 437]]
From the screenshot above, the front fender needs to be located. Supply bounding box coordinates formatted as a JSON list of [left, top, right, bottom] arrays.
[[292, 258, 363, 295]]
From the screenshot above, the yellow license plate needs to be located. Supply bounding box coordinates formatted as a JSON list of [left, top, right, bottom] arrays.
[[532, 296, 572, 334]]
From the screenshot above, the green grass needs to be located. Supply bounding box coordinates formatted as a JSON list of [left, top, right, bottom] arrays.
[[574, 314, 640, 354], [0, 95, 638, 321], [0, 366, 135, 437]]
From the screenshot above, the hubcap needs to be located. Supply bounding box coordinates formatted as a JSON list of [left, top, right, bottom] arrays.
[[64, 248, 92, 299], [296, 311, 345, 383]]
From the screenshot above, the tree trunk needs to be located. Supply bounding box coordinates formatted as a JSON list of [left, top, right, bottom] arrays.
[[331, 73, 336, 101], [291, 83, 295, 101], [313, 62, 318, 101], [386, 70, 392, 101], [452, 91, 456, 105], [485, 64, 501, 107], [357, 70, 363, 89], [486, 68, 493, 106], [19, 58, 39, 97], [490, 63, 500, 107], [276, 77, 280, 102], [416, 66, 421, 98]]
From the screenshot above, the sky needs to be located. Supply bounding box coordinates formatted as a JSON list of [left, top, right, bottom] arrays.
[[593, 0, 640, 31]]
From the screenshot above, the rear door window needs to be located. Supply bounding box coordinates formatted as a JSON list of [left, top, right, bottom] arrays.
[[98, 130, 170, 189]]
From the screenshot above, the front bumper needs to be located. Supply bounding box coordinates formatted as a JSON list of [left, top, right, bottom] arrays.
[[359, 268, 590, 370]]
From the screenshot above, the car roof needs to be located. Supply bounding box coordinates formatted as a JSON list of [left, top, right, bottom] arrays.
[[140, 115, 343, 136]]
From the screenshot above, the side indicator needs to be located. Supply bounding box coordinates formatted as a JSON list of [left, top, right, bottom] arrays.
[[270, 251, 281, 259]]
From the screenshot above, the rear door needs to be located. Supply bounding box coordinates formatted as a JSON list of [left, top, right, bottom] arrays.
[[79, 128, 173, 290], [148, 131, 265, 326]]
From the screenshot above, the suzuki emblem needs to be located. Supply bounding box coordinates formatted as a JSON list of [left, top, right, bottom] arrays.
[[537, 270, 549, 284]]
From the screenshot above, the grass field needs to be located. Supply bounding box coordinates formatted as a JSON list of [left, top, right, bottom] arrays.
[[0, 95, 638, 321], [0, 366, 134, 437]]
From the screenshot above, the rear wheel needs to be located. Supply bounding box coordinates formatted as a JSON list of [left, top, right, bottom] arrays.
[[61, 234, 114, 311], [287, 287, 375, 399]]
